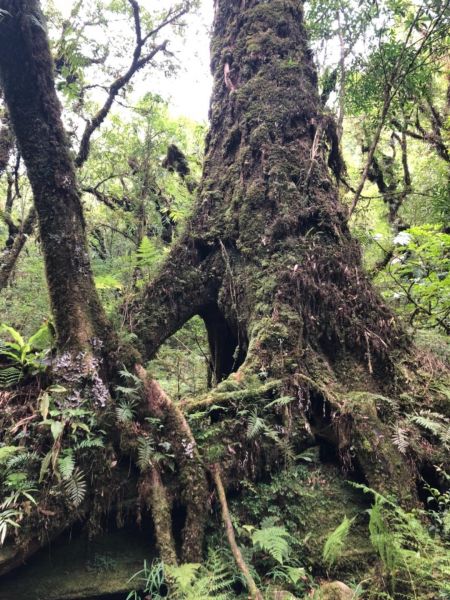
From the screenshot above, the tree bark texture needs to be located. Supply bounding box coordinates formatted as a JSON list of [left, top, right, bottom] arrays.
[[132, 0, 417, 502], [0, 0, 112, 353]]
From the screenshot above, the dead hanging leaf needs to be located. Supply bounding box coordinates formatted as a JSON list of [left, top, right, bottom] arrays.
[[39, 392, 50, 420]]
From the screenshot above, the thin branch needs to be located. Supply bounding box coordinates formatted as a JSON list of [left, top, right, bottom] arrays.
[[211, 464, 263, 600]]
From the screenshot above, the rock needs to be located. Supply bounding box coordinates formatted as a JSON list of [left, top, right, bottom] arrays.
[[319, 581, 354, 600]]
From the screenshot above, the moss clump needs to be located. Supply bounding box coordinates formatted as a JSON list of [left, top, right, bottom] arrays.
[[232, 447, 374, 577]]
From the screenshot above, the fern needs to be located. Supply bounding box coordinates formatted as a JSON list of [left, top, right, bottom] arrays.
[[167, 550, 234, 599], [75, 437, 105, 451], [251, 521, 291, 564], [5, 451, 39, 471], [58, 454, 75, 480], [391, 424, 409, 454], [63, 467, 87, 507], [137, 436, 154, 472], [352, 483, 450, 596], [0, 366, 22, 388], [246, 410, 266, 439], [116, 398, 137, 422], [323, 515, 355, 567], [410, 410, 450, 446], [265, 396, 295, 409], [136, 237, 163, 270], [246, 410, 279, 441], [0, 446, 23, 464]]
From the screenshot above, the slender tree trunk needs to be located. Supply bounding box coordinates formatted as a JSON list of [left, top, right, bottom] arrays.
[[0, 105, 13, 176], [0, 208, 35, 291], [0, 0, 112, 354]]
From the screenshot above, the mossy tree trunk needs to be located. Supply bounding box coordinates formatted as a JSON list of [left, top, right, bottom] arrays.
[[133, 0, 417, 502], [0, 0, 113, 356], [0, 0, 206, 570], [0, 0, 430, 584]]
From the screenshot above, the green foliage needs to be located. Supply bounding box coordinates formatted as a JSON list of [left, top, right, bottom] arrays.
[[323, 516, 355, 567], [377, 226, 450, 332], [0, 509, 21, 545], [409, 410, 450, 447], [128, 550, 235, 600], [354, 484, 450, 596], [251, 519, 292, 565], [116, 398, 138, 423], [0, 322, 53, 387], [63, 467, 87, 508]]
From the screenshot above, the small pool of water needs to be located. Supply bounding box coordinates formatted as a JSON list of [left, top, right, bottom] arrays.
[[0, 525, 155, 600]]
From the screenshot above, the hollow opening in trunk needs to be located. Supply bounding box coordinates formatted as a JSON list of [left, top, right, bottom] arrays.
[[149, 316, 210, 400], [200, 303, 248, 385]]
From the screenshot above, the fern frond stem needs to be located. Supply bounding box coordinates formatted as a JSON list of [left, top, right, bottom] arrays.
[[211, 464, 263, 600]]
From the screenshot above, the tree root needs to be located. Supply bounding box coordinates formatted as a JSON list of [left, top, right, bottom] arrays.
[[136, 366, 209, 562], [211, 464, 263, 600], [139, 468, 178, 566]]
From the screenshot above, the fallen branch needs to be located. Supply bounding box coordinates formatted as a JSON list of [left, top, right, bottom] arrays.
[[211, 464, 263, 600]]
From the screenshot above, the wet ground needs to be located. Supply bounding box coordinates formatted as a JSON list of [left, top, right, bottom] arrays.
[[0, 525, 154, 600]]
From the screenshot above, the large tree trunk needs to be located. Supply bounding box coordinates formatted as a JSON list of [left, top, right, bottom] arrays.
[[1, 0, 445, 589], [133, 0, 417, 502]]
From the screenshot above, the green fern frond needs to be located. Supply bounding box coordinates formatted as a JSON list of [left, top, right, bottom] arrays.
[[58, 454, 75, 480], [5, 451, 39, 471], [118, 366, 143, 387], [0, 366, 22, 388], [265, 396, 295, 409], [75, 437, 105, 450], [63, 467, 86, 507], [116, 398, 137, 422], [323, 515, 355, 567], [137, 436, 155, 472], [251, 523, 291, 564]]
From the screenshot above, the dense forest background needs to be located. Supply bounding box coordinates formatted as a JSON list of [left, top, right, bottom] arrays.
[[0, 0, 449, 599]]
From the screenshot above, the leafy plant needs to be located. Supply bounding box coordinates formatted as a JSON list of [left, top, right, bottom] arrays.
[[323, 515, 355, 567], [354, 484, 450, 596], [0, 509, 21, 545], [63, 467, 87, 507], [250, 519, 292, 565], [0, 322, 53, 387]]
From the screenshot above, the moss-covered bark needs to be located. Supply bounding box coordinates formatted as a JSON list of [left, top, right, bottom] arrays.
[[0, 0, 113, 355], [132, 0, 418, 502]]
